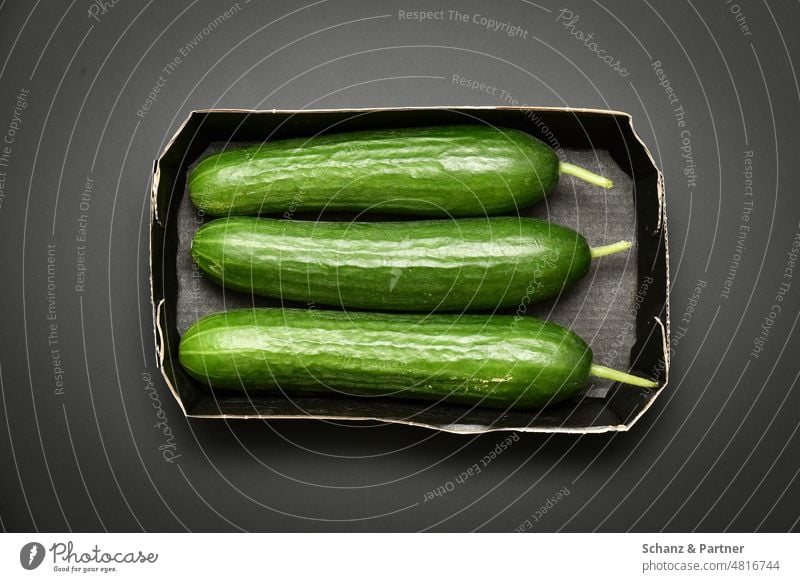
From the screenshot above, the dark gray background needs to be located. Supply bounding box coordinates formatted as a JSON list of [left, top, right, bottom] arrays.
[[0, 0, 798, 532]]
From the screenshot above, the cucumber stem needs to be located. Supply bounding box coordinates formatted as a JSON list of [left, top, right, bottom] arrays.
[[559, 162, 613, 189], [590, 240, 632, 259], [590, 364, 658, 388]]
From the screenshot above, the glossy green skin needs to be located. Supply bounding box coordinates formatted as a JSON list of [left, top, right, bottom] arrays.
[[188, 125, 560, 217], [191, 216, 591, 312], [178, 308, 593, 409]]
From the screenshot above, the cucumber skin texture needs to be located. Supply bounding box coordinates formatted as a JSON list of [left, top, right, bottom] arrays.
[[178, 308, 593, 409], [191, 216, 591, 312], [188, 125, 560, 217]]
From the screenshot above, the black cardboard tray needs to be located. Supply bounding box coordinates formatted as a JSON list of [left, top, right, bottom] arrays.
[[150, 107, 669, 434]]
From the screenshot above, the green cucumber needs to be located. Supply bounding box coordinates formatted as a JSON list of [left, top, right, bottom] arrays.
[[178, 308, 657, 409], [188, 125, 612, 217], [191, 216, 631, 312]]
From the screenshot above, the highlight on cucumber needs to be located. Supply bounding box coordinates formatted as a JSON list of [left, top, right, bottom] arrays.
[[178, 308, 659, 411], [188, 125, 614, 218], [190, 216, 634, 312]]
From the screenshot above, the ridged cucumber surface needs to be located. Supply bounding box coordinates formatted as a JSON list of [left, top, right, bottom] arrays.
[[191, 216, 593, 311], [178, 308, 594, 409], [188, 125, 561, 217]]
